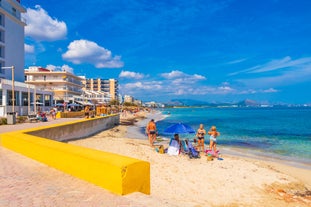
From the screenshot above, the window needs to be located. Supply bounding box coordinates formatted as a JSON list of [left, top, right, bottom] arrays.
[[0, 14, 3, 26], [0, 30, 3, 42], [22, 92, 29, 106], [44, 95, 51, 106], [0, 46, 3, 58], [7, 90, 19, 106], [36, 94, 42, 104], [15, 91, 20, 106], [12, 8, 17, 17], [0, 89, 2, 105], [0, 61, 3, 74]]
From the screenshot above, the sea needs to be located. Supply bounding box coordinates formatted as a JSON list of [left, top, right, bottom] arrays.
[[150, 107, 311, 167]]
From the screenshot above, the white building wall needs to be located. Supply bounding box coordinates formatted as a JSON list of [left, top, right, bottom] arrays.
[[0, 0, 26, 82], [4, 14, 25, 82]]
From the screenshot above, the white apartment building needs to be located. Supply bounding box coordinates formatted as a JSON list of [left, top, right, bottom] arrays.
[[25, 66, 83, 103], [0, 0, 26, 81], [0, 1, 54, 117]]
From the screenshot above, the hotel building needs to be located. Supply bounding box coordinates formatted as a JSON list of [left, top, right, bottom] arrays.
[[124, 95, 134, 103], [82, 78, 118, 101], [0, 0, 26, 81], [0, 1, 53, 117], [25, 66, 83, 103]]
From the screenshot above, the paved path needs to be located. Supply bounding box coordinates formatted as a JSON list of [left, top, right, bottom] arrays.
[[0, 119, 141, 207], [0, 118, 82, 133]]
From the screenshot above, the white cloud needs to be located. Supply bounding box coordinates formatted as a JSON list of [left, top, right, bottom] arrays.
[[24, 44, 34, 53], [62, 39, 124, 68], [226, 58, 247, 65], [261, 88, 278, 93], [161, 70, 206, 85], [124, 81, 162, 90], [46, 64, 74, 73], [46, 64, 57, 71], [250, 56, 311, 73], [230, 56, 311, 76], [237, 62, 311, 88], [23, 5, 67, 41], [217, 86, 235, 93], [161, 70, 185, 79], [238, 88, 279, 94], [119, 70, 145, 79], [61, 65, 74, 73]]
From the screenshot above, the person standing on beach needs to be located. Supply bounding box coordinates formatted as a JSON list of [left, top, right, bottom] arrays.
[[84, 105, 90, 118], [208, 126, 220, 153], [146, 119, 157, 146], [196, 124, 206, 152]]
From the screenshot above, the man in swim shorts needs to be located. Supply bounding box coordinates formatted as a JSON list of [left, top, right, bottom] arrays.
[[146, 119, 157, 146]]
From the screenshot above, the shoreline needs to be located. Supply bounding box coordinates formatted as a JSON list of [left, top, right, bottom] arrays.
[[126, 110, 311, 171], [124, 111, 311, 186]]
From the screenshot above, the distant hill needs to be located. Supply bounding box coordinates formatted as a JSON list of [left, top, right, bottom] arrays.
[[166, 99, 260, 107], [237, 99, 259, 107], [168, 99, 210, 106]]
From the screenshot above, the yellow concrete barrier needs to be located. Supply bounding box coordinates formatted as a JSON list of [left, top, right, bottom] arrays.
[[0, 122, 150, 195]]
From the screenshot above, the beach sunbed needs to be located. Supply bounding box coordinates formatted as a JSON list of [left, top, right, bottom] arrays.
[[188, 142, 200, 159], [180, 140, 190, 155]]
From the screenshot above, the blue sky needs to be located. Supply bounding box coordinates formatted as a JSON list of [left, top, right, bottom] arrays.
[[22, 0, 311, 104]]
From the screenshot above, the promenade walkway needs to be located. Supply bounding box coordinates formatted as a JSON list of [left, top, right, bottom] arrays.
[[0, 118, 140, 207]]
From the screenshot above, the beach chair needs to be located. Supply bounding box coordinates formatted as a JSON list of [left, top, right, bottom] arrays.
[[180, 140, 190, 154], [188, 142, 200, 159]]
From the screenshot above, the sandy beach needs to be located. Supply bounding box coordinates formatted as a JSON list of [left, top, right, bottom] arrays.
[[69, 112, 311, 207], [1, 112, 310, 207]]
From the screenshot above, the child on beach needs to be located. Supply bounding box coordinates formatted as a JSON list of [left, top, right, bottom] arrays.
[[208, 126, 220, 153]]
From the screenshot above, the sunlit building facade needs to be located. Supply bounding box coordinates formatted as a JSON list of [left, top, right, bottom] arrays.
[[25, 66, 83, 103], [82, 78, 118, 101]]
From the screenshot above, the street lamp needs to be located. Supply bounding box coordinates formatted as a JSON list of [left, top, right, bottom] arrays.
[[1, 66, 15, 113]]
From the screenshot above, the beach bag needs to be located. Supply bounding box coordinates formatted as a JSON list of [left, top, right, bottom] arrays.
[[207, 154, 213, 161], [159, 145, 165, 154]]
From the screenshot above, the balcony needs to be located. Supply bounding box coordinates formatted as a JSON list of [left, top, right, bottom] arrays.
[[0, 1, 26, 24]]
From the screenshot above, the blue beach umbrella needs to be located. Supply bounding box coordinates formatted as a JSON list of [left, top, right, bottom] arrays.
[[164, 123, 195, 134]]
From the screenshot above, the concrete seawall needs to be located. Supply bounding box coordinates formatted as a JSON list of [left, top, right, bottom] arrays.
[[0, 114, 151, 195], [26, 115, 120, 142]]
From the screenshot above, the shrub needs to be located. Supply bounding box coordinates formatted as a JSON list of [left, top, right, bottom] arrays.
[[0, 117, 7, 125], [17, 116, 27, 123]]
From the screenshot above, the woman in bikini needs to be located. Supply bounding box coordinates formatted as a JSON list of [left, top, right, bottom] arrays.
[[208, 126, 220, 153], [196, 124, 206, 152]]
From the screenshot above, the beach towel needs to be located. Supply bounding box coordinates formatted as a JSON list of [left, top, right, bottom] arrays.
[[205, 149, 219, 157], [167, 140, 180, 156]]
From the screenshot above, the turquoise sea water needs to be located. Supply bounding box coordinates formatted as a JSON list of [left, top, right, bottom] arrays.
[[155, 107, 311, 164]]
